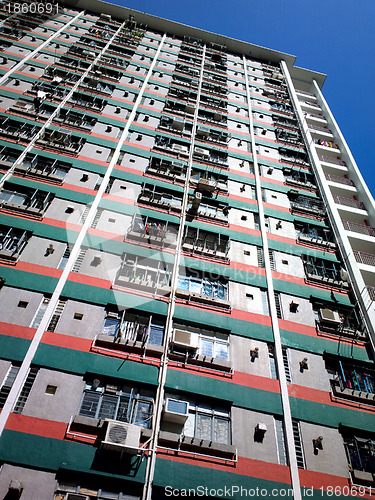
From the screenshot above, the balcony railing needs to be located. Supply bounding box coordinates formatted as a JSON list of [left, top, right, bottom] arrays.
[[325, 174, 354, 186], [302, 100, 321, 110], [314, 139, 339, 149], [318, 155, 347, 167], [342, 220, 375, 237], [354, 250, 375, 267], [296, 89, 316, 98], [308, 124, 333, 134], [333, 195, 365, 211]]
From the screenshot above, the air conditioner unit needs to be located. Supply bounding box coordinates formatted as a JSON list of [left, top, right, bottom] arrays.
[[64, 494, 89, 500], [172, 328, 199, 350], [163, 398, 189, 424], [102, 421, 141, 454], [194, 147, 210, 159], [319, 308, 341, 325], [172, 117, 185, 130], [172, 144, 188, 154]]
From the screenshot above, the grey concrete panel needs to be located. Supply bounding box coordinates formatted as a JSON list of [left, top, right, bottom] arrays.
[[0, 360, 12, 387], [0, 287, 43, 327], [75, 248, 122, 282], [0, 464, 57, 500], [288, 349, 331, 391], [22, 368, 86, 423], [44, 198, 86, 224], [20, 236, 66, 268], [54, 300, 105, 340], [95, 210, 132, 235]]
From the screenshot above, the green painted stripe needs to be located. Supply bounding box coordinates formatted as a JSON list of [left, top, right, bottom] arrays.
[[290, 398, 375, 433], [274, 279, 351, 307], [0, 430, 146, 481], [0, 334, 31, 363], [165, 369, 282, 415], [154, 459, 292, 492]]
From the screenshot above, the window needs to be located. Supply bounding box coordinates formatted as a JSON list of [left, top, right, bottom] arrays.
[[177, 275, 228, 300], [45, 385, 57, 395], [184, 403, 231, 444], [79, 381, 153, 428], [344, 436, 375, 475], [17, 301, 28, 308], [73, 313, 83, 320], [102, 311, 165, 346]]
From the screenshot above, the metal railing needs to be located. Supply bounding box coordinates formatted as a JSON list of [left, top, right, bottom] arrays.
[[333, 195, 365, 210], [325, 174, 354, 186], [318, 155, 347, 166], [342, 220, 375, 236], [308, 124, 332, 134], [354, 250, 375, 267]]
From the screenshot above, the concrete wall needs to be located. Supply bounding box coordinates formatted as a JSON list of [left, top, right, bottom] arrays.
[[230, 242, 259, 267], [22, 369, 85, 423], [279, 294, 315, 327], [0, 286, 43, 327], [231, 337, 271, 377], [230, 283, 268, 315], [233, 408, 279, 463], [91, 121, 121, 139], [260, 165, 284, 182], [120, 153, 149, 172], [264, 189, 290, 209], [288, 349, 331, 392], [95, 210, 132, 235], [0, 360, 12, 387], [267, 217, 296, 238], [79, 142, 113, 162], [299, 422, 349, 477], [20, 236, 66, 268], [229, 208, 256, 230], [44, 199, 86, 225], [74, 248, 122, 282], [64, 168, 100, 190], [0, 464, 57, 500], [54, 300, 105, 340], [273, 251, 305, 278]]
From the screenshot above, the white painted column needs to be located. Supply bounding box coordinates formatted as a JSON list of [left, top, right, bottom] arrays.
[[244, 56, 302, 500]]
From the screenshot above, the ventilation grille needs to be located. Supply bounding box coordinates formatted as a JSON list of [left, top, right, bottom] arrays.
[[14, 367, 38, 414], [47, 299, 66, 332], [282, 347, 291, 383], [292, 419, 306, 469]]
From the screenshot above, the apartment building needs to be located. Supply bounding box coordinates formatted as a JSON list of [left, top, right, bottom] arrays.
[[0, 0, 374, 498]]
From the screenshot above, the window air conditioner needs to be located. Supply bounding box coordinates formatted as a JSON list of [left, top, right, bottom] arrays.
[[171, 144, 188, 154], [163, 398, 189, 424], [64, 494, 89, 500], [319, 308, 341, 325], [194, 147, 210, 158], [172, 117, 185, 130], [172, 328, 199, 350], [102, 421, 141, 454]]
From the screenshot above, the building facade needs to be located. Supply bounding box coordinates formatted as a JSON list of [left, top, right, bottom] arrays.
[[0, 0, 374, 498]]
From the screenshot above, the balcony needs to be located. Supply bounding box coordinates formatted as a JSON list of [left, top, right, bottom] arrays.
[[172, 75, 199, 90], [289, 193, 326, 218], [95, 310, 164, 357], [318, 155, 347, 167], [303, 256, 350, 289], [188, 195, 228, 223], [195, 125, 230, 144], [183, 35, 203, 48], [275, 128, 303, 147], [57, 56, 91, 72], [270, 103, 294, 116], [0, 184, 53, 218], [283, 169, 316, 190], [313, 138, 340, 150], [176, 274, 230, 309], [67, 45, 97, 61], [37, 129, 86, 155], [69, 91, 107, 112], [125, 214, 178, 249], [27, 82, 68, 102], [153, 137, 190, 158], [90, 65, 122, 82], [301, 100, 322, 111], [342, 220, 375, 237], [316, 306, 367, 341], [53, 109, 97, 132], [279, 148, 310, 168], [200, 95, 227, 111], [191, 170, 228, 193], [201, 81, 228, 98], [43, 66, 81, 86], [0, 225, 31, 262], [138, 183, 183, 213], [296, 89, 316, 98], [99, 54, 129, 70], [329, 361, 375, 406], [158, 116, 191, 136], [113, 255, 171, 295], [272, 116, 299, 131], [333, 195, 366, 211], [8, 99, 53, 121], [146, 157, 187, 183], [0, 117, 39, 143], [14, 154, 70, 184], [263, 89, 289, 104], [79, 77, 115, 96], [175, 63, 200, 79], [354, 251, 375, 267], [325, 174, 354, 187], [308, 123, 333, 135], [192, 146, 228, 168], [106, 44, 135, 59], [182, 226, 230, 261]]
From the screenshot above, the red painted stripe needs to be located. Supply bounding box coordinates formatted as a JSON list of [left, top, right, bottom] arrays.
[[263, 202, 290, 213], [67, 272, 112, 290], [0, 323, 35, 340], [157, 453, 292, 485], [13, 261, 62, 279], [86, 227, 125, 241], [289, 383, 375, 415], [299, 469, 374, 497], [41, 331, 93, 353], [259, 176, 285, 187], [102, 193, 135, 205], [229, 224, 261, 237], [6, 414, 66, 440]]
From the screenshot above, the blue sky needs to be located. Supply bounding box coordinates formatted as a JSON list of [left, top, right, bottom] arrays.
[[108, 0, 375, 196]]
